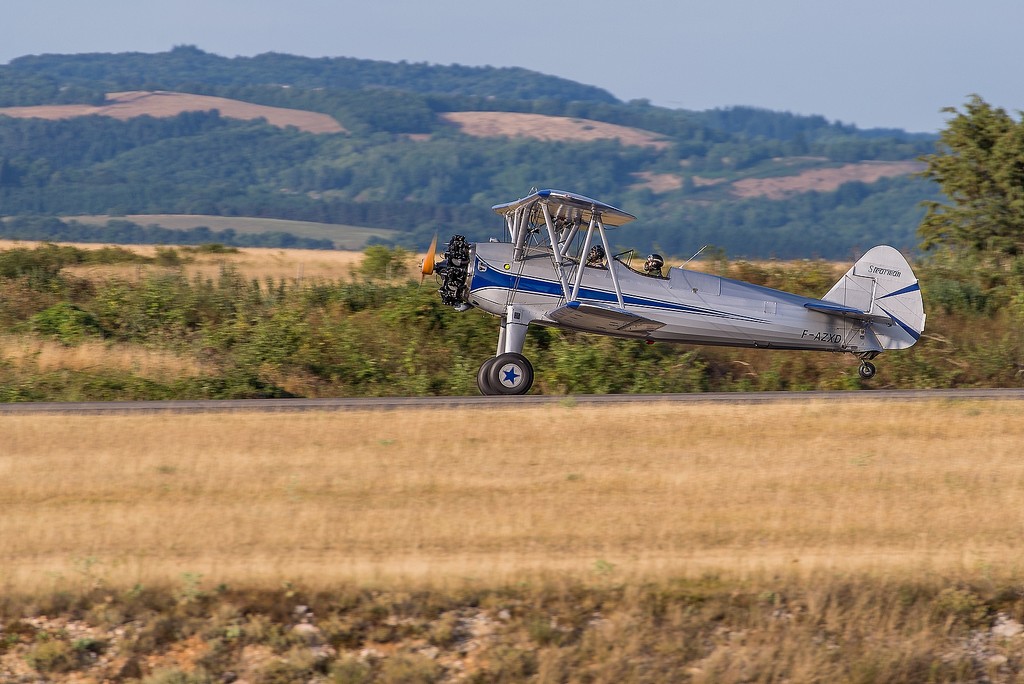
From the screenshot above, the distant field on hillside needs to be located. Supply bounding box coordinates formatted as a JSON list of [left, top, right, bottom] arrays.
[[634, 159, 925, 198], [0, 90, 345, 134], [440, 111, 672, 149], [67, 214, 396, 250], [729, 160, 926, 199]]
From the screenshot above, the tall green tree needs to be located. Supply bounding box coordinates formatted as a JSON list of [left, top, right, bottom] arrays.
[[919, 95, 1024, 255]]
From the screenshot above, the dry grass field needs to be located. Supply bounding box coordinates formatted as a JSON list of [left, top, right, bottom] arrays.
[[3, 400, 1022, 596], [0, 336, 204, 381], [0, 239, 369, 282]]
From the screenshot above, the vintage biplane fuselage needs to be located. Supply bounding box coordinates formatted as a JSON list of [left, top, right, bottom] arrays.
[[425, 189, 925, 395]]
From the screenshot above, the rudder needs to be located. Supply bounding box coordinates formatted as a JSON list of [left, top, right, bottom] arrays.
[[822, 246, 925, 350]]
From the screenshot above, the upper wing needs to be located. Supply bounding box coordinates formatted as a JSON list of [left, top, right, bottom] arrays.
[[547, 301, 664, 336], [491, 189, 636, 227]]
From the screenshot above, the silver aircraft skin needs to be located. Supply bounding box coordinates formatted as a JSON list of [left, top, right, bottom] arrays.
[[425, 189, 926, 395]]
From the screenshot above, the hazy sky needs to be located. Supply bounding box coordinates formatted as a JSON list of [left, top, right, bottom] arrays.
[[3, 0, 1021, 133]]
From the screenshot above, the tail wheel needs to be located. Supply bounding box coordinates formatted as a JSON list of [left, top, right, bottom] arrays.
[[476, 357, 499, 395], [487, 352, 534, 395], [858, 361, 877, 380]]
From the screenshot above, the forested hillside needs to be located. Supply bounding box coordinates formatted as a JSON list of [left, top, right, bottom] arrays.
[[0, 47, 941, 258]]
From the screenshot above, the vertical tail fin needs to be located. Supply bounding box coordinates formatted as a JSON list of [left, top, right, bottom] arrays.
[[822, 245, 925, 350]]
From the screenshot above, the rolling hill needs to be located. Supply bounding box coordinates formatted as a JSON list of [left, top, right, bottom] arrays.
[[0, 47, 941, 258]]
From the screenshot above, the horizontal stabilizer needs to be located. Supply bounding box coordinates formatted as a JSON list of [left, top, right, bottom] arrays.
[[804, 301, 894, 326], [547, 301, 664, 336]]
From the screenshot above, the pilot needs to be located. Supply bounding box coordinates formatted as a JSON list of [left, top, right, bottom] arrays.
[[643, 253, 665, 277], [586, 244, 606, 268]]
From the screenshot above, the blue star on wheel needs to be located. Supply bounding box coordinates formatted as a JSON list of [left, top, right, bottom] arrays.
[[502, 366, 520, 385]]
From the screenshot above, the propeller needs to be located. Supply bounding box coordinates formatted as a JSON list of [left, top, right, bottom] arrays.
[[420, 233, 438, 284]]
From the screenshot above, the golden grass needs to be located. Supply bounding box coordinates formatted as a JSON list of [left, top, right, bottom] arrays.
[[0, 237, 835, 284], [170, 246, 368, 282], [0, 335, 203, 379], [0, 240, 372, 282], [2, 400, 1023, 594]]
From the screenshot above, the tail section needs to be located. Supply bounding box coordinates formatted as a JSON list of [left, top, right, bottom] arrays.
[[822, 246, 926, 350]]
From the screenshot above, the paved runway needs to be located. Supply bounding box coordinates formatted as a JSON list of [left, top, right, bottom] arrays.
[[0, 388, 1022, 415]]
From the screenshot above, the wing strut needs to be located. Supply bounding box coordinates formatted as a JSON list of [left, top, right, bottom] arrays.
[[569, 219, 595, 301], [568, 214, 623, 308], [599, 217, 624, 308], [503, 190, 626, 308], [511, 205, 530, 261], [539, 202, 573, 301]]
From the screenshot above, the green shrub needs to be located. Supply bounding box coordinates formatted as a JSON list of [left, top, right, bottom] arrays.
[[0, 244, 68, 280], [376, 653, 443, 684], [926, 278, 990, 315], [359, 245, 409, 281], [932, 587, 989, 628], [25, 639, 78, 673], [30, 301, 103, 344], [427, 612, 461, 648], [330, 657, 372, 684], [141, 668, 211, 684], [155, 247, 188, 267], [187, 243, 240, 254]]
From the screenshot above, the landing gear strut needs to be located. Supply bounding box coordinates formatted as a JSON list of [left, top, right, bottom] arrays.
[[477, 353, 534, 395]]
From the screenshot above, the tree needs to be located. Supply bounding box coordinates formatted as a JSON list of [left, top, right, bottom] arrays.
[[359, 245, 409, 281], [918, 95, 1024, 255]]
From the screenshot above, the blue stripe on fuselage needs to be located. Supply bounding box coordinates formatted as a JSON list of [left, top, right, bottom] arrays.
[[470, 258, 768, 324]]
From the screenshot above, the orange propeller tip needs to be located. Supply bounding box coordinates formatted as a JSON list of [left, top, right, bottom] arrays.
[[421, 234, 438, 276]]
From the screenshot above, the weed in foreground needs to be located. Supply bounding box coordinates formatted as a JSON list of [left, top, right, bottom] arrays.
[[0, 576, 1022, 682]]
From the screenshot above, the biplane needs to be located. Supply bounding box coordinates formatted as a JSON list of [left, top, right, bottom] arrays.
[[422, 189, 926, 395]]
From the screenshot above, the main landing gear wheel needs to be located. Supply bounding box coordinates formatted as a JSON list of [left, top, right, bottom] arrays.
[[858, 361, 877, 380], [476, 357, 499, 395], [487, 352, 534, 395]]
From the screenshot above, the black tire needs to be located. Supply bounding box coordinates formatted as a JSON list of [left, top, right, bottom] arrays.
[[487, 352, 535, 395], [476, 357, 499, 395], [858, 361, 877, 380]]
